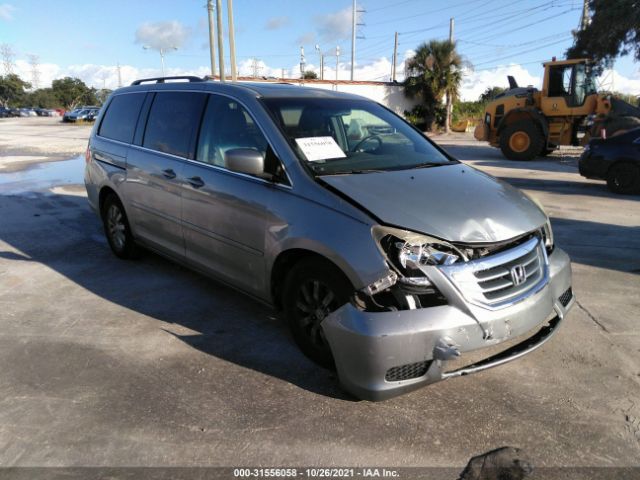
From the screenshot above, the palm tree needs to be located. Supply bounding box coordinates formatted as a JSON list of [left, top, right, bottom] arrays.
[[403, 40, 463, 132]]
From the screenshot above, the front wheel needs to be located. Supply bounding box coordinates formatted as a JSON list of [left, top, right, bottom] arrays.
[[282, 258, 353, 368], [606, 163, 640, 194], [499, 121, 545, 161]]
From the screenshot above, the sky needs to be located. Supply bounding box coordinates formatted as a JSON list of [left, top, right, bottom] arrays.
[[0, 0, 639, 101]]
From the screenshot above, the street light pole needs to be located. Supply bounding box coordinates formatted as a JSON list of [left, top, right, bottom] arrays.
[[335, 46, 340, 81], [144, 45, 177, 77]]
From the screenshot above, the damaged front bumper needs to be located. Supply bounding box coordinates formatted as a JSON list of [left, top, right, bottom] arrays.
[[321, 247, 574, 401]]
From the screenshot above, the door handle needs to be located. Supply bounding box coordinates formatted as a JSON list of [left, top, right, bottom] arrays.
[[187, 176, 205, 188], [162, 168, 176, 179]]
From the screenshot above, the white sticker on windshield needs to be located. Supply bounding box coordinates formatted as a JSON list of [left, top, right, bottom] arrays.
[[295, 136, 346, 162]]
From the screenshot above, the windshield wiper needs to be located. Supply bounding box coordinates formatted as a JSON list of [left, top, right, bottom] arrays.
[[318, 168, 386, 175], [409, 162, 448, 169]]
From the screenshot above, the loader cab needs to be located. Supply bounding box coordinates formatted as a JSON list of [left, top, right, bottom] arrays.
[[543, 59, 597, 112]]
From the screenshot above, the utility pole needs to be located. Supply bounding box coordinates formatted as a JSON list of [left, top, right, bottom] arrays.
[[227, 0, 237, 81], [315, 44, 324, 80], [215, 0, 225, 81], [335, 46, 340, 81], [580, 0, 590, 30], [117, 62, 122, 88], [445, 17, 455, 133], [0, 43, 15, 75], [299, 46, 305, 78], [351, 0, 356, 81], [391, 32, 398, 82], [281, 68, 285, 80], [350, 0, 365, 80], [206, 0, 216, 77], [250, 58, 262, 78], [27, 54, 40, 90]]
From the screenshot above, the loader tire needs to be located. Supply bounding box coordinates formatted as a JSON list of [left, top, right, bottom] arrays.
[[500, 121, 545, 161]]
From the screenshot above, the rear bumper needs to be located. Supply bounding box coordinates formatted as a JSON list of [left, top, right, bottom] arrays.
[[322, 247, 574, 401]]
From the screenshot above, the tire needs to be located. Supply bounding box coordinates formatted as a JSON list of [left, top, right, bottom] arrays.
[[282, 258, 353, 368], [101, 193, 139, 259], [499, 120, 545, 161], [606, 163, 640, 195]]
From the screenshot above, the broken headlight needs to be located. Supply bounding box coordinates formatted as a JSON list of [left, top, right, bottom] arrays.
[[372, 226, 466, 287], [541, 218, 554, 254], [524, 193, 554, 254]]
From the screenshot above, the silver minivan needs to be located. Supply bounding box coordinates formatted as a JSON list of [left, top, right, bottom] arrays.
[[84, 76, 574, 400]]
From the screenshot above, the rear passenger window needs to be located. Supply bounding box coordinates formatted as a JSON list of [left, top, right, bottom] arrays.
[[98, 93, 145, 143], [143, 92, 207, 158]]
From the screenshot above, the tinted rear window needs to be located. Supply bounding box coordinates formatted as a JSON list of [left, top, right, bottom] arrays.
[[98, 93, 145, 143], [143, 92, 207, 158]]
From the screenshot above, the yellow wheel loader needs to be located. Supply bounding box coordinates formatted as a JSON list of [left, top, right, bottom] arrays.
[[474, 58, 640, 160]]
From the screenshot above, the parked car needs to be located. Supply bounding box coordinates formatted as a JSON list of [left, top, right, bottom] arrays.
[[85, 107, 101, 122], [579, 127, 640, 194], [17, 108, 37, 117], [64, 107, 100, 122], [0, 107, 11, 118], [85, 77, 574, 401]]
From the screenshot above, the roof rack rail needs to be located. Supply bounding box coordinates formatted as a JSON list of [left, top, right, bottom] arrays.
[[130, 76, 204, 86]]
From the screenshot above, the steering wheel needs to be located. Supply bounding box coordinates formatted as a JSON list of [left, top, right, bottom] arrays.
[[351, 134, 383, 153]]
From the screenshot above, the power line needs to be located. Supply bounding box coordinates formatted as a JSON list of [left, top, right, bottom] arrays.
[[463, 7, 580, 43], [368, 0, 485, 26], [471, 37, 573, 67]]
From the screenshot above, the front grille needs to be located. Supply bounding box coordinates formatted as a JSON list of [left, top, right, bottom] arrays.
[[474, 243, 544, 303], [558, 287, 573, 307], [385, 361, 431, 382], [440, 236, 548, 309]]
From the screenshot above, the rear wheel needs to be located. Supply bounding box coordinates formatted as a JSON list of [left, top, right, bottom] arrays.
[[101, 193, 139, 259], [500, 121, 545, 161], [606, 163, 640, 194], [282, 258, 353, 368]]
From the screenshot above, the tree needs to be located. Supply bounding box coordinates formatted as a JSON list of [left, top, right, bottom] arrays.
[[24, 88, 60, 108], [0, 74, 31, 107], [479, 86, 506, 103], [403, 40, 463, 131], [51, 77, 98, 110], [567, 0, 640, 70], [302, 70, 318, 79]]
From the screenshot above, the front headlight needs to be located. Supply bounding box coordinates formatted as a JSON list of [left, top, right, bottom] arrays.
[[542, 218, 554, 253], [524, 193, 554, 254], [372, 226, 466, 281]]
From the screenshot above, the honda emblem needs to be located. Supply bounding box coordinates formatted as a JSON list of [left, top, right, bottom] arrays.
[[510, 264, 527, 286]]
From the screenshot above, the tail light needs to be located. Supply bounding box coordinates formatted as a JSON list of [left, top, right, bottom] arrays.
[[85, 145, 91, 164]]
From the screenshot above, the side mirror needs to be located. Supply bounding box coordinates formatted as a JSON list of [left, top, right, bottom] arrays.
[[224, 148, 265, 177]]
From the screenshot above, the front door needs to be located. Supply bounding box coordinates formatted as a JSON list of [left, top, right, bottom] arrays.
[[181, 94, 278, 296]]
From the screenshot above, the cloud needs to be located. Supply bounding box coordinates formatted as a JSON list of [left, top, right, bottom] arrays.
[[315, 6, 362, 42], [134, 21, 192, 51], [296, 32, 316, 46], [265, 16, 290, 30], [597, 68, 640, 95], [460, 64, 541, 101], [0, 3, 15, 20]]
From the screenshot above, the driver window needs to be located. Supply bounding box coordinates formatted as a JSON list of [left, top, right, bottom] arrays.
[[196, 95, 268, 169]]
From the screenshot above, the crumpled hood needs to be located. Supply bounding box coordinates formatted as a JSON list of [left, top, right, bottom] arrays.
[[320, 163, 547, 243]]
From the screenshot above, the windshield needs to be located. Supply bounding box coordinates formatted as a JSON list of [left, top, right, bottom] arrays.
[[262, 97, 455, 175], [573, 63, 597, 105]]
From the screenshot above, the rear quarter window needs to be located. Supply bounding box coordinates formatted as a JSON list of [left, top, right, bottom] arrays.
[[98, 93, 146, 143]]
